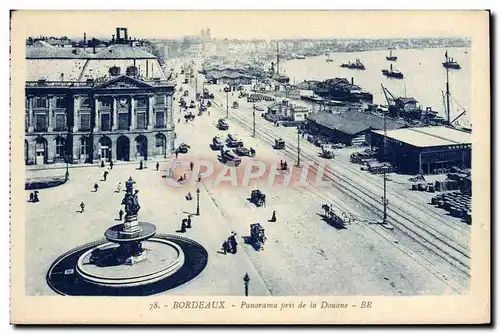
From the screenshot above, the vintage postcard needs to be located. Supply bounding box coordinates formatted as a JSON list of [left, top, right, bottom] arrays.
[[10, 10, 490, 324]]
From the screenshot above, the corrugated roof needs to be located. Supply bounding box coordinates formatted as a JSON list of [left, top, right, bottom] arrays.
[[308, 111, 404, 135], [372, 126, 471, 148], [92, 44, 156, 59], [26, 46, 91, 59], [26, 43, 155, 60]]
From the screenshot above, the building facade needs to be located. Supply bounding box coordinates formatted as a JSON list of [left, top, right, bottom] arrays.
[[24, 28, 176, 166]]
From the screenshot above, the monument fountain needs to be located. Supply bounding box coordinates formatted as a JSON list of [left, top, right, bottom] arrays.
[[47, 177, 208, 295]]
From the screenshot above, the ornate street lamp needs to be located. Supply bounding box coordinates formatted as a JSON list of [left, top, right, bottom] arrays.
[[65, 154, 70, 181], [196, 177, 200, 216], [296, 125, 301, 167], [243, 273, 250, 296]]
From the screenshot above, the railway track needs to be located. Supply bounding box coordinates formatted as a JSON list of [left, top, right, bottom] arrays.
[[209, 96, 470, 283]]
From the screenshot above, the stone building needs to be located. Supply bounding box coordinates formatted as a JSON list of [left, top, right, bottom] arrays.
[[24, 28, 176, 165]]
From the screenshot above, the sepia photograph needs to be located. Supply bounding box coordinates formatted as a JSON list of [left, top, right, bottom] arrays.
[[9, 10, 490, 324]]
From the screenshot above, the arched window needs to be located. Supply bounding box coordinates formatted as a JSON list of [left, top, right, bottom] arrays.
[[109, 66, 121, 76], [126, 66, 138, 77]]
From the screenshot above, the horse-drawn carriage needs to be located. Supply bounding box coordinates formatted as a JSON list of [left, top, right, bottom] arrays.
[[321, 204, 353, 227], [226, 134, 244, 148], [234, 146, 256, 157], [207, 100, 212, 108], [249, 223, 266, 251], [232, 101, 239, 109], [211, 136, 224, 150], [250, 189, 266, 207], [274, 138, 285, 150], [217, 118, 229, 130], [184, 112, 195, 121], [176, 143, 191, 154]]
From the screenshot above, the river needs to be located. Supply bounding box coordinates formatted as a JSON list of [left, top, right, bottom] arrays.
[[279, 47, 471, 126]]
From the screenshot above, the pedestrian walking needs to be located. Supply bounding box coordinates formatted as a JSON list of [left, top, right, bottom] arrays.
[[269, 210, 276, 222], [186, 191, 193, 201], [103, 171, 108, 181], [109, 161, 114, 170], [29, 192, 34, 203], [190, 161, 194, 171], [94, 183, 99, 192], [139, 160, 144, 170], [80, 202, 85, 213], [221, 241, 228, 255], [118, 209, 124, 221], [180, 219, 187, 233], [117, 182, 122, 193], [178, 118, 180, 123], [229, 233, 238, 254], [101, 160, 105, 168], [175, 151, 179, 159], [183, 173, 187, 181], [156, 162, 159, 171], [33, 191, 39, 202], [186, 216, 192, 228]]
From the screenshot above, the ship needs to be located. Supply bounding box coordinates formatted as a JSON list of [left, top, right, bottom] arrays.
[[326, 54, 334, 63], [442, 51, 461, 69], [386, 50, 397, 61], [340, 59, 365, 70], [382, 64, 404, 79]]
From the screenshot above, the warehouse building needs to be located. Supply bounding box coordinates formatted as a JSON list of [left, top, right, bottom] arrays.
[[306, 111, 405, 146], [370, 126, 471, 175]]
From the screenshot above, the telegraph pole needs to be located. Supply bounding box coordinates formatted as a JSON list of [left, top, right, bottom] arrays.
[[252, 104, 256, 137], [296, 125, 301, 167], [226, 89, 229, 118]]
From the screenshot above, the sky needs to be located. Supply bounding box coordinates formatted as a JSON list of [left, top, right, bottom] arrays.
[[12, 10, 486, 41]]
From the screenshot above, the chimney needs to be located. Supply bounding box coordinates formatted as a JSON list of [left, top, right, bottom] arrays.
[[92, 38, 96, 54], [116, 28, 120, 42], [351, 77, 354, 85], [84, 32, 86, 45]]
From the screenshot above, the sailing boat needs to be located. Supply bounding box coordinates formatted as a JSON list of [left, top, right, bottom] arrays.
[[326, 54, 334, 63], [386, 50, 397, 61]]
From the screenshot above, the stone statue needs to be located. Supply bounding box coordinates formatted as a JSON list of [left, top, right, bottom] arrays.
[[121, 177, 140, 216]]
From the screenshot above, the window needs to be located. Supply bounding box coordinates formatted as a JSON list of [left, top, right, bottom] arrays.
[[55, 97, 66, 108], [155, 95, 165, 105], [118, 113, 129, 130], [80, 137, 88, 155], [136, 112, 147, 129], [126, 66, 137, 77], [109, 66, 121, 76], [80, 113, 91, 131], [35, 114, 47, 132], [155, 111, 165, 128], [54, 113, 66, 131], [135, 98, 147, 108], [100, 113, 111, 131], [35, 98, 47, 108], [55, 137, 65, 157]]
